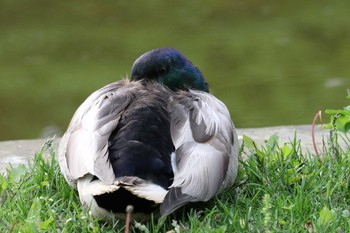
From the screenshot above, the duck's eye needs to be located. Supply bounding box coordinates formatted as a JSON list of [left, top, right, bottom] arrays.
[[159, 67, 168, 74]]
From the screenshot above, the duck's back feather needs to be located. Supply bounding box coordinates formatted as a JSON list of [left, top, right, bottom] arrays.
[[107, 86, 174, 190]]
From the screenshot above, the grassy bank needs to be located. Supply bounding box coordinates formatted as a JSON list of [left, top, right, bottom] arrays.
[[0, 130, 349, 232]]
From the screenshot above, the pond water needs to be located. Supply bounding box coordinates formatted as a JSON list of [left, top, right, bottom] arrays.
[[0, 0, 349, 140]]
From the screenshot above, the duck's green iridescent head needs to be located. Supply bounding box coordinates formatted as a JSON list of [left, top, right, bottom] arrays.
[[130, 48, 209, 92]]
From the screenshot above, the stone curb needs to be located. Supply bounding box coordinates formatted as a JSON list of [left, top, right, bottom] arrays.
[[0, 125, 335, 174]]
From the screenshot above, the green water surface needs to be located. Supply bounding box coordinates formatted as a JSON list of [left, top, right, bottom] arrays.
[[0, 0, 349, 140]]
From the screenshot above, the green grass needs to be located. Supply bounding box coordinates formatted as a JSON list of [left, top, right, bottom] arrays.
[[1, 133, 349, 232]]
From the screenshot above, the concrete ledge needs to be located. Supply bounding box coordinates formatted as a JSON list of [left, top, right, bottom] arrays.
[[0, 125, 335, 174], [238, 125, 327, 152], [0, 139, 49, 173]]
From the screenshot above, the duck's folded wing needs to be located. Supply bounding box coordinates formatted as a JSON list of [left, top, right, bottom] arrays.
[[58, 80, 139, 187], [160, 90, 237, 216]]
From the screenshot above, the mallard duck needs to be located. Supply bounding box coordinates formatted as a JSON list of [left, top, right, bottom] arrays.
[[58, 48, 239, 220]]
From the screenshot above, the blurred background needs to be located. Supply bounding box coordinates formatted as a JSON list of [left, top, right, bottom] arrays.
[[0, 0, 349, 140]]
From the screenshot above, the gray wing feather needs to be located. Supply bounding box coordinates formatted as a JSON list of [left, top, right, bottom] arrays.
[[58, 80, 140, 187], [161, 90, 238, 215]]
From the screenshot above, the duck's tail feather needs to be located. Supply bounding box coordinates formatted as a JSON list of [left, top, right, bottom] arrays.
[[160, 187, 199, 216]]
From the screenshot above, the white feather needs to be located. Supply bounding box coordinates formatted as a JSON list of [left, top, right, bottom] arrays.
[[124, 183, 168, 204]]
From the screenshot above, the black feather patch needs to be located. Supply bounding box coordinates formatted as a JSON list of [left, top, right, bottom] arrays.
[[94, 188, 158, 213], [94, 88, 175, 214]]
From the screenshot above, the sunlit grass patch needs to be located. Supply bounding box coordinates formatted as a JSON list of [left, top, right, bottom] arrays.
[[235, 133, 350, 232], [0, 132, 349, 232]]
